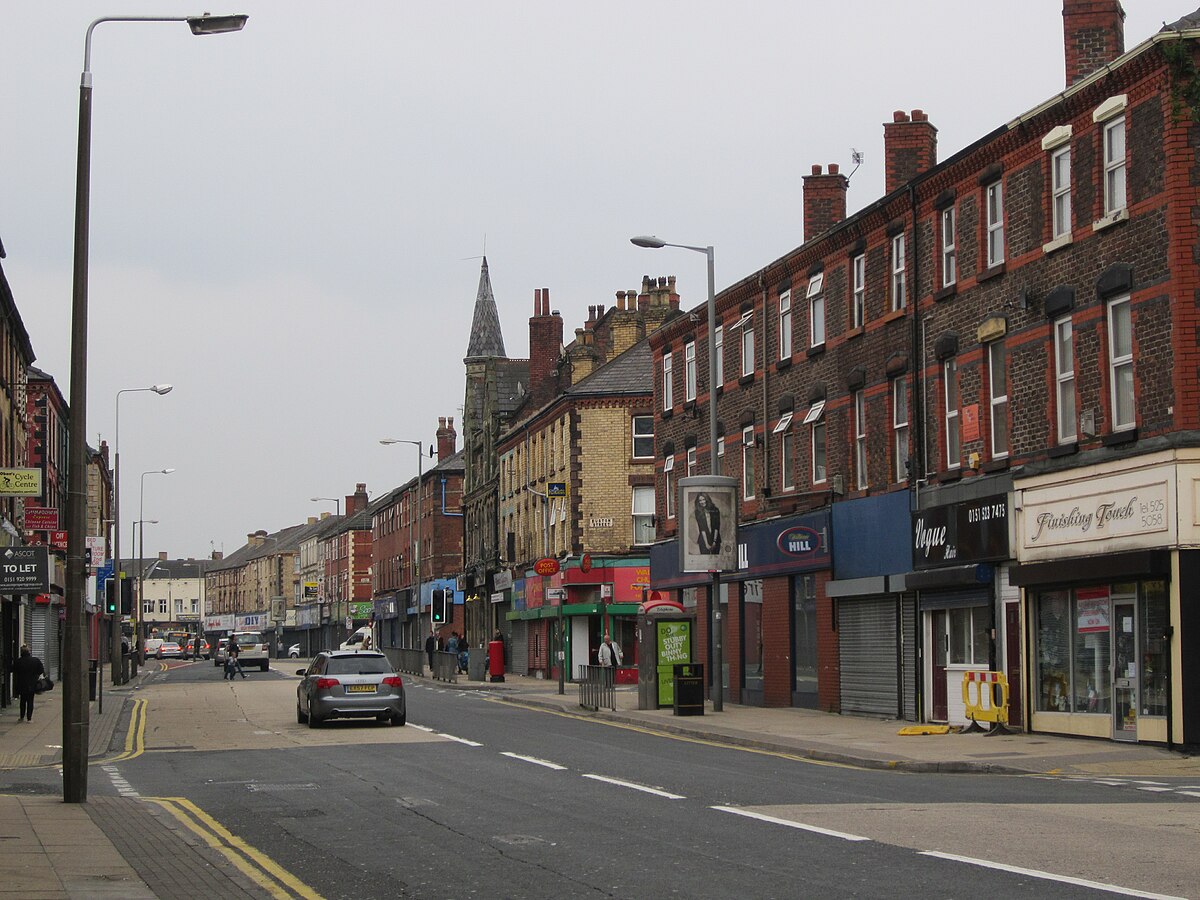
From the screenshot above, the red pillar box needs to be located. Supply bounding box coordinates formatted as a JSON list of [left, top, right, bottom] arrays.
[[488, 640, 505, 682]]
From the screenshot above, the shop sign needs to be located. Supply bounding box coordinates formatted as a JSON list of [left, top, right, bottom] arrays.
[[534, 557, 560, 576], [0, 546, 50, 592], [912, 494, 1009, 569], [545, 588, 566, 601], [24, 506, 58, 531], [1022, 481, 1168, 551], [493, 569, 514, 591], [303, 581, 319, 599], [205, 614, 234, 631], [350, 601, 374, 618], [0, 468, 42, 497]]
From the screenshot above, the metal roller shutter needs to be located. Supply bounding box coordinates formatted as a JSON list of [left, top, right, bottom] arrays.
[[45, 608, 60, 682], [509, 620, 528, 675], [839, 597, 898, 717], [901, 594, 918, 722]]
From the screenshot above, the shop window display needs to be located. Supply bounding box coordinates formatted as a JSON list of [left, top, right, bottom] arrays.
[[1036, 591, 1071, 711], [743, 579, 763, 693], [1073, 586, 1112, 714], [1140, 580, 1168, 717]]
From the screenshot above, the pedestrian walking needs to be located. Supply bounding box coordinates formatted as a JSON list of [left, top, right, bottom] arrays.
[[447, 632, 459, 656], [11, 645, 46, 723], [598, 631, 623, 668], [425, 630, 436, 671], [225, 638, 246, 680]]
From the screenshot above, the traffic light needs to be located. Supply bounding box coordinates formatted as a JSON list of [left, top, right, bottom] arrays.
[[121, 579, 133, 616], [431, 589, 447, 624], [105, 579, 117, 616], [105, 579, 133, 616]]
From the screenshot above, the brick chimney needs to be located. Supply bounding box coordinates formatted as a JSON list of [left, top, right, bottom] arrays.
[[158, 551, 168, 561], [884, 110, 937, 194], [436, 416, 457, 461], [802, 164, 848, 242], [1063, 1, 1125, 87], [345, 483, 369, 516], [528, 288, 563, 405]]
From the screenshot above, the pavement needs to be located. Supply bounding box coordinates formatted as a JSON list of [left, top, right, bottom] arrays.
[[0, 659, 1197, 899]]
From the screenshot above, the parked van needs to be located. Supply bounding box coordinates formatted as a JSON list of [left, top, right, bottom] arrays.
[[339, 626, 373, 652]]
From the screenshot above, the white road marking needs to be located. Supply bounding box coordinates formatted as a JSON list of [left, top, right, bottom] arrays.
[[1131, 781, 1168, 786], [582, 774, 684, 799], [1177, 790, 1200, 798], [920, 850, 1186, 899], [711, 806, 868, 841], [438, 733, 483, 747], [501, 752, 567, 770], [1136, 786, 1173, 793], [408, 724, 435, 732]]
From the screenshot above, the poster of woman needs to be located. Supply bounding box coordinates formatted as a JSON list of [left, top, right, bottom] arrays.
[[679, 476, 737, 573]]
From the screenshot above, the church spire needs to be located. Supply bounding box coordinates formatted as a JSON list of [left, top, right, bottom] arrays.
[[465, 257, 507, 359]]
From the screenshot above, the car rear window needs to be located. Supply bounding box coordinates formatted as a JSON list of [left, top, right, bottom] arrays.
[[326, 657, 392, 676], [235, 633, 263, 646]]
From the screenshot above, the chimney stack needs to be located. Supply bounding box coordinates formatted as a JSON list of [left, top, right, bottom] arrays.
[[436, 416, 458, 461], [802, 163, 849, 242], [884, 110, 938, 195], [1063, 1, 1125, 87], [528, 287, 564, 405]]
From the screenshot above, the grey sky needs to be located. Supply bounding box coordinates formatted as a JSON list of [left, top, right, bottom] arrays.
[[1, 1, 1184, 559]]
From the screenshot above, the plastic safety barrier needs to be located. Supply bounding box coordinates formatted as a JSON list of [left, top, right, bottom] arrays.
[[961, 670, 1015, 734]]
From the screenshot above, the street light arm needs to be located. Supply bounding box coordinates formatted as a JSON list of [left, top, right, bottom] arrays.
[[84, 15, 246, 75]]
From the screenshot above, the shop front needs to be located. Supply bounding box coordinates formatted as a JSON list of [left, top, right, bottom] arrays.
[[1011, 452, 1192, 746], [908, 490, 1014, 726]]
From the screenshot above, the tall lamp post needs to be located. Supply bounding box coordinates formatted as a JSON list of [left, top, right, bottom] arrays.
[[62, 11, 248, 804], [381, 440, 428, 648], [112, 383, 172, 686], [137, 469, 174, 655], [310, 496, 341, 516], [631, 235, 725, 712]]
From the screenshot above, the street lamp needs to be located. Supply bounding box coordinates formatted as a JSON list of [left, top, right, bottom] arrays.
[[111, 384, 172, 686], [631, 235, 725, 712], [381, 440, 429, 650], [62, 11, 246, 805], [137, 469, 174, 657], [310, 496, 341, 515]]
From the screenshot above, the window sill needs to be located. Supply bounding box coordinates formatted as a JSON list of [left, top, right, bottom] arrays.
[[805, 343, 826, 360], [1103, 427, 1137, 447], [775, 357, 793, 372], [684, 399, 697, 414], [882, 308, 906, 324], [977, 262, 1006, 283], [934, 285, 957, 303], [661, 409, 674, 421], [846, 326, 864, 339], [738, 373, 756, 387], [980, 458, 1009, 474], [1043, 232, 1073, 255], [937, 468, 963, 484], [1047, 442, 1078, 458], [1093, 207, 1129, 232]]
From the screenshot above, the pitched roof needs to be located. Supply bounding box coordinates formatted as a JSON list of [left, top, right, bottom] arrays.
[[566, 338, 652, 397], [465, 257, 507, 359]]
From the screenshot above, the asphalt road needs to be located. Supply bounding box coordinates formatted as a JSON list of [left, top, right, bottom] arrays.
[[84, 658, 1200, 899]]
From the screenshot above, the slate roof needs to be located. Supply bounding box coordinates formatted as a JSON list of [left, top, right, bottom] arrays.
[[465, 257, 507, 359], [1164, 8, 1200, 29], [497, 358, 531, 416], [565, 337, 652, 397], [141, 558, 213, 579]]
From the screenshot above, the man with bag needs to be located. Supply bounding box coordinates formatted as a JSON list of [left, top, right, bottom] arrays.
[[12, 645, 46, 723]]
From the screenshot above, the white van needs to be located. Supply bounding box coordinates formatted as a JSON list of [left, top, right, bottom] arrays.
[[339, 626, 373, 652]]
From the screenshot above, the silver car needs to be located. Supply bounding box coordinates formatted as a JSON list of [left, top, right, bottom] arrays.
[[296, 651, 406, 728]]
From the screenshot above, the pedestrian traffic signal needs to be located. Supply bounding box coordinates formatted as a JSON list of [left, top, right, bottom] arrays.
[[431, 589, 447, 623]]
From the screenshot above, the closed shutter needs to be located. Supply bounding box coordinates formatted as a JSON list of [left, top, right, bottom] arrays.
[[901, 594, 918, 722], [45, 608, 60, 681], [509, 620, 528, 675], [839, 597, 898, 716]]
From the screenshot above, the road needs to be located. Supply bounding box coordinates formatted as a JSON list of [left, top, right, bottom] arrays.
[[74, 657, 1200, 898]]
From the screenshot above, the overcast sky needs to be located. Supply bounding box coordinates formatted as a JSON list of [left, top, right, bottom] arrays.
[[1, 1, 1187, 560]]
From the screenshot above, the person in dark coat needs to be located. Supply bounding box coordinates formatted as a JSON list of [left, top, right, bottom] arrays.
[[424, 630, 436, 671], [12, 645, 46, 723]]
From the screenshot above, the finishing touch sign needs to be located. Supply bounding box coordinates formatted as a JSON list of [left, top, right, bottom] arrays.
[[0, 546, 50, 593]]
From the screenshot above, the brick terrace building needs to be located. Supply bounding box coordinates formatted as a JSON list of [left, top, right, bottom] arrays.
[[650, 1, 1200, 747]]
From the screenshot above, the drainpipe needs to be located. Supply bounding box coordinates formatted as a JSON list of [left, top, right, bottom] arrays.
[[908, 182, 929, 721], [760, 271, 770, 492]]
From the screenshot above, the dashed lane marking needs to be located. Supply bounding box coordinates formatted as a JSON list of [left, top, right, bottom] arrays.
[[581, 774, 684, 799], [711, 806, 868, 841], [438, 733, 482, 747], [501, 752, 567, 770]]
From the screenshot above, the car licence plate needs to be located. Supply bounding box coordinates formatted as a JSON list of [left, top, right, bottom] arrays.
[[346, 684, 376, 693]]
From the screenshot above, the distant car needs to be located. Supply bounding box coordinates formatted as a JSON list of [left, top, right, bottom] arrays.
[[214, 631, 270, 672], [156, 641, 184, 659], [339, 626, 373, 651], [296, 651, 405, 728], [288, 643, 301, 658], [144, 638, 165, 657]]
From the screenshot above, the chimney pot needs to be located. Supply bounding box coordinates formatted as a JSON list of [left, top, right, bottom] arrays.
[[811, 164, 822, 175], [884, 108, 938, 194], [829, 163, 840, 175], [893, 110, 908, 122], [542, 288, 550, 316]]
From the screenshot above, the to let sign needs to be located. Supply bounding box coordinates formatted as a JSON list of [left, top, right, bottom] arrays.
[[0, 546, 50, 593], [24, 507, 58, 531]]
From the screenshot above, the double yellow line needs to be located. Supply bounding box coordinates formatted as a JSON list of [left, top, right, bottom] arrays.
[[101, 697, 148, 763], [146, 796, 321, 899]]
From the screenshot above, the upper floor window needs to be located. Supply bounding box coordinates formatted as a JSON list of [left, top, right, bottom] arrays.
[[778, 290, 793, 360], [1108, 295, 1134, 430], [714, 325, 724, 386], [1051, 146, 1072, 240], [774, 412, 795, 492], [851, 254, 865, 329], [663, 455, 676, 519], [632, 486, 655, 545], [684, 340, 697, 402], [1103, 115, 1127, 216], [941, 207, 957, 288], [854, 390, 868, 489], [811, 418, 827, 484], [740, 314, 755, 377], [742, 426, 756, 500], [632, 415, 654, 459], [1054, 317, 1076, 444], [890, 235, 906, 311], [807, 274, 825, 348], [892, 379, 909, 484], [986, 181, 1005, 267], [686, 446, 697, 479], [988, 341, 1009, 458], [944, 358, 960, 469], [662, 351, 674, 410]]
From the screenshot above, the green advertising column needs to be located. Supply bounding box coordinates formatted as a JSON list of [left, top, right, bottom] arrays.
[[656, 620, 692, 707]]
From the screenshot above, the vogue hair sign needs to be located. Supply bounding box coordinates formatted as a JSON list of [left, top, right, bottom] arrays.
[[678, 476, 739, 573]]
